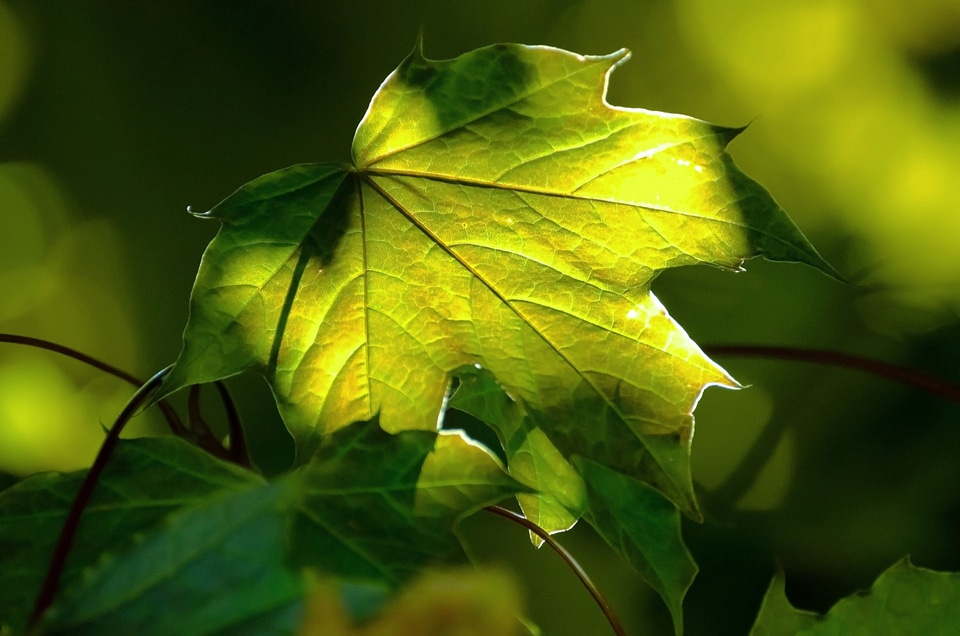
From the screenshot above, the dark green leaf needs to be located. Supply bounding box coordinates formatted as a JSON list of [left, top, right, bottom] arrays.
[[449, 365, 584, 540], [452, 367, 696, 635], [42, 481, 303, 636], [575, 457, 696, 636], [750, 558, 960, 635], [0, 437, 260, 633], [289, 419, 524, 584]]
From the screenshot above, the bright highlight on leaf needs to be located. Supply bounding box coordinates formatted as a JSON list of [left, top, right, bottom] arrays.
[[154, 41, 837, 631]]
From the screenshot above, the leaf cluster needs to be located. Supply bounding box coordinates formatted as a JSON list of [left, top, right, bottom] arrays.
[[2, 41, 958, 636]]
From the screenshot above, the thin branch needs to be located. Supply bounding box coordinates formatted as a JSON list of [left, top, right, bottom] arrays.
[[0, 333, 188, 436], [187, 384, 231, 455], [703, 344, 960, 405], [28, 366, 172, 628], [185, 384, 250, 467], [484, 505, 627, 636], [214, 381, 249, 467]]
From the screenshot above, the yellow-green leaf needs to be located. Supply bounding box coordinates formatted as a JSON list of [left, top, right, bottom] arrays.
[[157, 42, 835, 523]]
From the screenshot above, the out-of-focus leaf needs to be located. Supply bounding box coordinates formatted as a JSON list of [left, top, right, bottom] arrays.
[[289, 419, 524, 584], [0, 436, 261, 633], [749, 558, 960, 635], [157, 43, 835, 527], [42, 481, 304, 636], [298, 568, 524, 636]]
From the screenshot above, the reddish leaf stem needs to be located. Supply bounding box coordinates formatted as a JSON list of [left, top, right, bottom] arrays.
[[187, 383, 251, 468], [27, 366, 171, 628], [213, 381, 249, 466], [188, 384, 225, 451], [0, 333, 250, 466], [484, 505, 627, 636], [704, 344, 960, 404]]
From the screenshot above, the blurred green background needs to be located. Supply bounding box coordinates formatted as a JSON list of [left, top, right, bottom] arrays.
[[1, 1, 958, 634]]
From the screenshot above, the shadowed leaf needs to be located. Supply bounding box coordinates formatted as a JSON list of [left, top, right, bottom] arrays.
[[0, 437, 261, 634], [41, 482, 304, 636], [575, 456, 696, 636], [290, 419, 523, 584], [750, 558, 960, 635]]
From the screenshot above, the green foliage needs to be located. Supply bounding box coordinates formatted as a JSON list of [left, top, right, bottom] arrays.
[[42, 481, 303, 635], [750, 559, 960, 635], [2, 39, 958, 636], [287, 419, 523, 584], [151, 43, 832, 631], [0, 436, 261, 634], [1, 421, 519, 635]]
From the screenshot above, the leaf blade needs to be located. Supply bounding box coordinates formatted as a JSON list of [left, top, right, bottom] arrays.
[[750, 558, 960, 635], [160, 40, 837, 561], [0, 437, 261, 634], [42, 481, 303, 636], [289, 419, 524, 585]]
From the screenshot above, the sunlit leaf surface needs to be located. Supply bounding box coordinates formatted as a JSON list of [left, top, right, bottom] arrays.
[[161, 42, 831, 510], [156, 42, 835, 632]]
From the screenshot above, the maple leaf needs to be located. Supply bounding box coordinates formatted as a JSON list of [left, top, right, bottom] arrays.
[[154, 41, 835, 628]]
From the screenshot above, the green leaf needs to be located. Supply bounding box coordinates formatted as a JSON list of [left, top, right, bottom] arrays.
[[750, 558, 960, 635], [289, 419, 523, 584], [574, 457, 696, 636], [158, 43, 833, 521], [42, 481, 304, 636], [451, 368, 695, 633], [15, 421, 518, 634], [449, 365, 585, 542], [0, 436, 261, 634]]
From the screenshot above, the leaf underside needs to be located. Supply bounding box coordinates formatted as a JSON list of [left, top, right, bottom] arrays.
[[155, 41, 836, 631]]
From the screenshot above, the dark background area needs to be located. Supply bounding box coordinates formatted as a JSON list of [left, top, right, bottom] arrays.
[[1, 1, 959, 634]]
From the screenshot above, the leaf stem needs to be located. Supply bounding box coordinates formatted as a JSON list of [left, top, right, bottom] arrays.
[[213, 381, 249, 466], [0, 333, 188, 436], [0, 333, 250, 465], [28, 366, 172, 629], [188, 384, 224, 451], [186, 383, 251, 468], [484, 505, 627, 636], [704, 344, 960, 404]]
